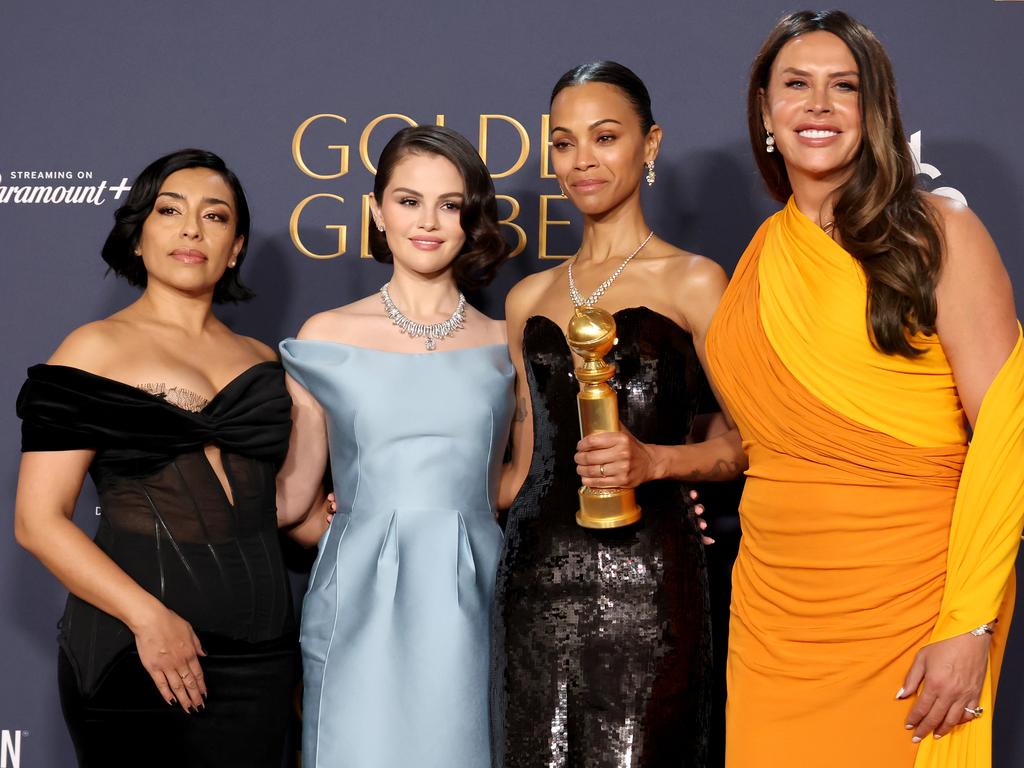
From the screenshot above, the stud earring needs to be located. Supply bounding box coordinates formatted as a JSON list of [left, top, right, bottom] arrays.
[[375, 220, 385, 233], [645, 161, 656, 187], [228, 261, 236, 268], [765, 132, 776, 154]]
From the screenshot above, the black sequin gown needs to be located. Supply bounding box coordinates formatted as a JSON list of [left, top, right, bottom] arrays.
[[491, 307, 711, 768]]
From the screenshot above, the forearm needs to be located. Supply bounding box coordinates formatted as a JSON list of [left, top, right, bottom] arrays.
[[16, 514, 164, 633], [647, 428, 746, 482], [283, 491, 330, 547]]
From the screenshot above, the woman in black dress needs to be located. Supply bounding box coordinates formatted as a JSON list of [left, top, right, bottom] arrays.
[[14, 149, 318, 767], [491, 63, 745, 767]]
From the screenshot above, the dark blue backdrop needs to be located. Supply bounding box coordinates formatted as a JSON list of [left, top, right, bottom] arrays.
[[2, 2, 1022, 765]]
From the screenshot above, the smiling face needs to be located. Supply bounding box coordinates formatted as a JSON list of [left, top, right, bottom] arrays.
[[549, 81, 660, 217], [370, 151, 467, 279], [135, 167, 243, 298], [762, 30, 862, 189]]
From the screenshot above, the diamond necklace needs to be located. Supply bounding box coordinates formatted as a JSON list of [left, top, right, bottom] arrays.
[[567, 230, 655, 307], [379, 282, 466, 351]]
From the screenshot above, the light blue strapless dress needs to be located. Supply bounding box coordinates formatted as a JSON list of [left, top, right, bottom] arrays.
[[279, 339, 514, 768]]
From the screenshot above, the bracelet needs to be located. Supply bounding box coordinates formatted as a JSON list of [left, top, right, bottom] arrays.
[[970, 620, 998, 637]]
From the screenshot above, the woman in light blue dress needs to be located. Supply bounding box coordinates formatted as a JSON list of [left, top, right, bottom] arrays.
[[276, 125, 513, 768]]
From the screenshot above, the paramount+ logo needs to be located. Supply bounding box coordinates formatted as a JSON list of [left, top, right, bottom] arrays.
[[0, 729, 24, 768], [0, 170, 131, 206]]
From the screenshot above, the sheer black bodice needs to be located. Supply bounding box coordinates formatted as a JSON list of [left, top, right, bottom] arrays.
[[491, 307, 711, 768], [17, 362, 296, 695]]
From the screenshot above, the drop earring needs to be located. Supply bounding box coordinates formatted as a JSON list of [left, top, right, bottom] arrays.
[[645, 161, 656, 186], [765, 131, 776, 154]]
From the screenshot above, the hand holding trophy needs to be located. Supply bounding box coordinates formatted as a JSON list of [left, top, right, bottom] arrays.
[[566, 306, 642, 528]]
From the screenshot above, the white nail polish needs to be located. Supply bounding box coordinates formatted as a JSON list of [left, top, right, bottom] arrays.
[[912, 737, 921, 743], [895, 687, 905, 699]]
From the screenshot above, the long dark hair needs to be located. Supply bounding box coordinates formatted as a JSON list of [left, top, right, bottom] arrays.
[[368, 125, 508, 291], [749, 10, 943, 357], [551, 61, 656, 134], [101, 148, 253, 303]]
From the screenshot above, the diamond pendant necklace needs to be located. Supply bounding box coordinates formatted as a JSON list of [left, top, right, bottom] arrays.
[[379, 282, 466, 351], [567, 230, 654, 307]]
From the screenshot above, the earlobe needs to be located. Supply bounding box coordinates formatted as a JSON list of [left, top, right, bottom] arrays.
[[759, 89, 772, 134], [369, 195, 385, 232], [645, 124, 663, 164]]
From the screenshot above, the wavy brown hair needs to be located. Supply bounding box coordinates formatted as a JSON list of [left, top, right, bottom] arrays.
[[369, 125, 509, 291], [748, 10, 944, 357]]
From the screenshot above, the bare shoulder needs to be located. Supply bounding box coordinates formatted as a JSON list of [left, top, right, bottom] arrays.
[[47, 319, 131, 372], [465, 305, 508, 345], [506, 267, 560, 317], [236, 335, 278, 362], [660, 246, 728, 295], [296, 295, 379, 343], [924, 193, 997, 264]]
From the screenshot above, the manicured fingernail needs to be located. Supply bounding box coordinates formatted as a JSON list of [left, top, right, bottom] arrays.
[[895, 688, 905, 699], [934, 734, 943, 740], [905, 724, 913, 730], [912, 737, 921, 743]]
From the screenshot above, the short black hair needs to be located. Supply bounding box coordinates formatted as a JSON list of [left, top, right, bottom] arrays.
[[101, 148, 254, 303], [368, 126, 509, 291], [551, 61, 656, 134]]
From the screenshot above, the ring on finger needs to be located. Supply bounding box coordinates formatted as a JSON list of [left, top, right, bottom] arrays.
[[964, 706, 983, 718], [180, 671, 192, 680], [599, 464, 606, 478]]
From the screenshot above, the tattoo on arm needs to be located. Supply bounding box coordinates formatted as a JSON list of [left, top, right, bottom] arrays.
[[513, 397, 529, 423], [687, 459, 740, 482]]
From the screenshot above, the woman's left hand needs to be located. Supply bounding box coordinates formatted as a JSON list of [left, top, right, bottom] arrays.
[[899, 631, 991, 741], [575, 426, 658, 490]]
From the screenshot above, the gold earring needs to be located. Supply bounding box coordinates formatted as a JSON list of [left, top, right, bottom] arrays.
[[645, 161, 656, 187]]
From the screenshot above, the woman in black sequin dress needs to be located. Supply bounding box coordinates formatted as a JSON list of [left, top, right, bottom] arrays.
[[491, 63, 746, 767], [14, 150, 319, 767]]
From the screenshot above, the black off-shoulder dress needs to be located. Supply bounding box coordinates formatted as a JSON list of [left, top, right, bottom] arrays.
[[17, 362, 298, 768]]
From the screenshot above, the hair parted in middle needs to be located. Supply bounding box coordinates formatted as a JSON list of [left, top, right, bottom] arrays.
[[368, 125, 509, 291], [550, 60, 656, 135], [748, 9, 944, 357]]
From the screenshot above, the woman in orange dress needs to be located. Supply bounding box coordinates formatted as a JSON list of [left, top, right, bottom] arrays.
[[705, 11, 1024, 767]]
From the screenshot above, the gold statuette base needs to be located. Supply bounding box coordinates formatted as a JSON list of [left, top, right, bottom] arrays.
[[576, 487, 642, 529]]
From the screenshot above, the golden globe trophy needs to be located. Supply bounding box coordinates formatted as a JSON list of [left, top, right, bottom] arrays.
[[566, 306, 642, 529]]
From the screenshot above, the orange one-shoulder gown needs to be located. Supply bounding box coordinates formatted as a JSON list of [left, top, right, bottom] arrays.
[[706, 199, 1024, 768]]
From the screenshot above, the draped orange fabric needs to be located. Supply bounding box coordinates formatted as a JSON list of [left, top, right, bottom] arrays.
[[706, 199, 1024, 767]]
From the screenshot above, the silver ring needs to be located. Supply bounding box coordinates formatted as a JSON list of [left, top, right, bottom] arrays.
[[964, 706, 983, 718], [599, 464, 606, 478]]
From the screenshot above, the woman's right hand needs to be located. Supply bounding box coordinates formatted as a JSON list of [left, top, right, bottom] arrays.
[[132, 605, 207, 712]]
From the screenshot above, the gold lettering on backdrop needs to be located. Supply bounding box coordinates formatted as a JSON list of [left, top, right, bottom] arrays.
[[435, 115, 445, 127], [292, 114, 349, 180], [290, 193, 347, 259], [496, 195, 526, 258], [359, 114, 418, 174], [479, 115, 530, 179], [538, 194, 573, 260], [539, 114, 556, 179]]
